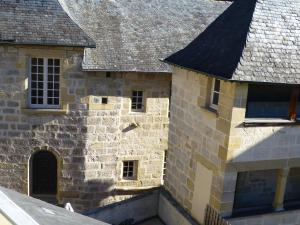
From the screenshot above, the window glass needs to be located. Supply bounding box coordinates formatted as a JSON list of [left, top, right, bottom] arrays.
[[123, 161, 137, 179], [210, 79, 220, 109], [131, 90, 144, 111], [30, 58, 60, 108]]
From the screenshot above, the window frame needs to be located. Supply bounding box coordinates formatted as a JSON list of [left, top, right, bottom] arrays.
[[29, 57, 61, 109], [122, 160, 138, 180], [210, 78, 220, 110], [131, 90, 144, 112], [163, 150, 168, 180]]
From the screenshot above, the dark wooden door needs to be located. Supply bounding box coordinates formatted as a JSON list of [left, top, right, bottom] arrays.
[[32, 151, 57, 194]]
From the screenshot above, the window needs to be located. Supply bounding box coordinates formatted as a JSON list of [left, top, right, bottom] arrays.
[[30, 58, 60, 108], [210, 79, 220, 110], [131, 91, 144, 111], [123, 161, 137, 179], [246, 84, 300, 120], [102, 97, 108, 104], [163, 150, 168, 179]]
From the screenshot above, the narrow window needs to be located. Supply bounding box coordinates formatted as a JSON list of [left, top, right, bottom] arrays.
[[131, 91, 144, 111], [30, 58, 60, 108], [210, 79, 220, 110], [163, 150, 168, 179], [123, 161, 137, 179]]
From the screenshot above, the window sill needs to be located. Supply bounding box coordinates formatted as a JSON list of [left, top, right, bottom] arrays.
[[115, 185, 158, 191], [129, 111, 146, 114], [200, 105, 218, 116], [21, 108, 67, 115], [244, 118, 300, 126]]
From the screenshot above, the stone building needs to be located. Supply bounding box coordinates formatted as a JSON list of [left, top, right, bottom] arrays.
[[0, 0, 228, 212], [163, 0, 300, 224]]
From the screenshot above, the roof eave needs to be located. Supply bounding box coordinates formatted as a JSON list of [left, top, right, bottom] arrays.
[[163, 59, 300, 86], [162, 58, 234, 81], [82, 67, 172, 74], [0, 40, 96, 48]]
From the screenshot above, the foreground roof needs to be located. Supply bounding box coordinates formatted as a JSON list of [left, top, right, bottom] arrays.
[[59, 0, 230, 72], [0, 186, 109, 225], [0, 0, 95, 47], [165, 0, 300, 84]]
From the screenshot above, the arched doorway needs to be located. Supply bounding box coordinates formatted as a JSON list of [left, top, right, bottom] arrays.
[[31, 151, 57, 195]]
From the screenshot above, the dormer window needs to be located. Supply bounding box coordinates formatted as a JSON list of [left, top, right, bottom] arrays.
[[210, 78, 220, 110], [29, 58, 60, 108]]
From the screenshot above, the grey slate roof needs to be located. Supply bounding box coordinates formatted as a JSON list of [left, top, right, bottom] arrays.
[[165, 0, 300, 84], [0, 186, 109, 225], [0, 0, 95, 47], [58, 0, 230, 72]]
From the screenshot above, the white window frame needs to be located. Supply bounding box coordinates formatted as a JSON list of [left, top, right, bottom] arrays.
[[210, 78, 220, 110], [29, 58, 61, 109], [122, 161, 138, 180], [163, 150, 168, 180], [131, 90, 144, 112]]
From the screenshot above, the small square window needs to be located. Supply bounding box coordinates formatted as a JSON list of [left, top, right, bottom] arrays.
[[102, 97, 108, 104], [123, 161, 137, 180], [131, 90, 144, 111], [210, 79, 220, 110], [106, 72, 111, 78]]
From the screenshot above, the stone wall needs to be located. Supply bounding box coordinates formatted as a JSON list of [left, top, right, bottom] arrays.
[[86, 190, 159, 225], [86, 189, 199, 225], [83, 71, 170, 208], [165, 66, 300, 222], [0, 45, 170, 211], [164, 67, 238, 223]]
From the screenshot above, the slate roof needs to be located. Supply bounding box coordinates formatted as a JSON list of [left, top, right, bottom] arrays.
[[0, 0, 95, 47], [0, 186, 109, 225], [58, 0, 230, 72], [165, 0, 300, 84]]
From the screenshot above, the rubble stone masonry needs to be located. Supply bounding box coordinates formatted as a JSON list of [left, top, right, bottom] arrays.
[[0, 45, 170, 211]]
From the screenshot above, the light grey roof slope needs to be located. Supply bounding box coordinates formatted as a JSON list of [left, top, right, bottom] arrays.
[[165, 0, 300, 84], [58, 0, 230, 72], [0, 0, 95, 47], [233, 0, 300, 84], [0, 186, 109, 225]]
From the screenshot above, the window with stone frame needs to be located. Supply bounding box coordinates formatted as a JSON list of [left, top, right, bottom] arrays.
[[29, 58, 60, 108], [122, 161, 137, 180], [131, 90, 144, 111], [210, 78, 220, 110]]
